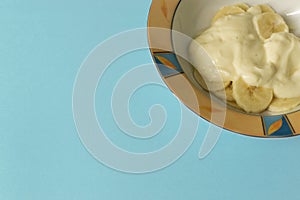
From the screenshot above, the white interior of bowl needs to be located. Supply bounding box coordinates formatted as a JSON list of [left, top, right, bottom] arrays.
[[172, 0, 300, 116], [173, 0, 300, 38]]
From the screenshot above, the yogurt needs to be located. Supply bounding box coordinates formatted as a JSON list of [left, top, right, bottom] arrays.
[[191, 10, 300, 98]]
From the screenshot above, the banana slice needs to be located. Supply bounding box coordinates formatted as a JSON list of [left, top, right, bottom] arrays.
[[232, 77, 273, 113], [236, 3, 249, 11], [268, 97, 300, 112], [254, 12, 289, 39], [212, 5, 245, 24], [259, 5, 275, 13], [193, 69, 231, 92], [247, 4, 275, 15], [213, 82, 235, 101]]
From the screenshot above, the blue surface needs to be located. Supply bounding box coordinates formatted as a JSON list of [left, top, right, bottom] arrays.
[[1, 0, 300, 199]]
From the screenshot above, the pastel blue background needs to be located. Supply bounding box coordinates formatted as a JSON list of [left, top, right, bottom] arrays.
[[1, 0, 300, 199]]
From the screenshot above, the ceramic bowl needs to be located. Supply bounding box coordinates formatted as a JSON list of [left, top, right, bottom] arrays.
[[148, 0, 300, 137]]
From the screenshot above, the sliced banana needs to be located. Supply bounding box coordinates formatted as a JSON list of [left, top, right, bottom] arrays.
[[259, 5, 275, 13], [247, 4, 275, 15], [236, 3, 250, 11], [213, 82, 235, 101], [254, 12, 289, 39], [193, 69, 230, 92], [212, 5, 245, 24], [247, 5, 262, 15], [268, 97, 300, 112], [232, 77, 273, 113]]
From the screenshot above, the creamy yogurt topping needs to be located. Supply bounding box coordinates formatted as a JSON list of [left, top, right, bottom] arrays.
[[191, 11, 300, 98]]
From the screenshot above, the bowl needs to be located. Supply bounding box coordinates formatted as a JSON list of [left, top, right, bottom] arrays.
[[148, 0, 300, 137]]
